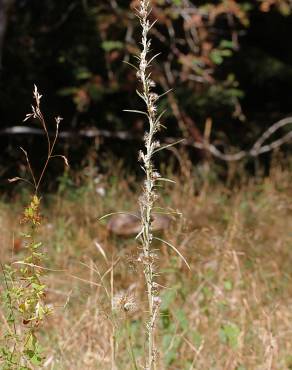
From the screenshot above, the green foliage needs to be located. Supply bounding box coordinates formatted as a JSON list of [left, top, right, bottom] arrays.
[[101, 41, 124, 52], [219, 323, 241, 349], [0, 196, 50, 369], [210, 40, 235, 65]]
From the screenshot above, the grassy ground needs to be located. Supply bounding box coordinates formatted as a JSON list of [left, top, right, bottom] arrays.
[[1, 161, 292, 369]]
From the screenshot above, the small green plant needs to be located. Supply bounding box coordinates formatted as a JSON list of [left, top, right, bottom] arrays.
[[0, 86, 67, 369]]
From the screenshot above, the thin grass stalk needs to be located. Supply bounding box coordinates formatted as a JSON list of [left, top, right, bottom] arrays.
[[110, 258, 116, 370]]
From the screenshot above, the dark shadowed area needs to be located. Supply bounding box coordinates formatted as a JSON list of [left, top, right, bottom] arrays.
[[0, 0, 291, 186]]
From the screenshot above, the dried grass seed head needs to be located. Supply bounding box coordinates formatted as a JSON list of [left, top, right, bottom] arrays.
[[113, 291, 138, 314]]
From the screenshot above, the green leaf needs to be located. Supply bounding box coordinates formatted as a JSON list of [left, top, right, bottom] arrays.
[[175, 308, 188, 331], [58, 87, 78, 96], [219, 323, 241, 349], [101, 41, 123, 52], [31, 283, 46, 291], [160, 288, 177, 311], [224, 280, 233, 291], [74, 67, 92, 80], [221, 49, 233, 57], [31, 242, 42, 250], [163, 335, 181, 366], [192, 330, 202, 349], [30, 353, 43, 365], [161, 309, 171, 329], [220, 40, 234, 49], [210, 50, 224, 65]]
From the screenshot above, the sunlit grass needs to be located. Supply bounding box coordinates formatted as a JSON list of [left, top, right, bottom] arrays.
[[1, 162, 291, 369]]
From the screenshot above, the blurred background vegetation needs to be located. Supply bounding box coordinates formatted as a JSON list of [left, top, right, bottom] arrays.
[[0, 0, 292, 187]]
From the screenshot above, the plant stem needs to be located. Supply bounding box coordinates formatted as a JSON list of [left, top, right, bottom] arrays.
[[136, 1, 162, 368]]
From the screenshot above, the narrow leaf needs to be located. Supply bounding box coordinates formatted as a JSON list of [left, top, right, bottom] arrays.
[[154, 237, 191, 270], [123, 109, 149, 117], [158, 88, 173, 100], [99, 211, 140, 221], [156, 177, 176, 184], [50, 155, 69, 167], [154, 109, 166, 125], [94, 241, 108, 262], [147, 52, 161, 66], [153, 139, 185, 154], [8, 177, 22, 183], [136, 89, 147, 102], [122, 60, 138, 71]]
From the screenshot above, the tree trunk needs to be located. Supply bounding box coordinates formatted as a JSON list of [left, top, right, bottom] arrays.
[[0, 0, 14, 68]]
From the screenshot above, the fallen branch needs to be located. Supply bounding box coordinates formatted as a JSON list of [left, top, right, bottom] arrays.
[[0, 116, 291, 162]]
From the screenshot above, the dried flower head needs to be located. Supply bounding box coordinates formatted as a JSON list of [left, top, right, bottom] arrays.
[[113, 291, 138, 314]]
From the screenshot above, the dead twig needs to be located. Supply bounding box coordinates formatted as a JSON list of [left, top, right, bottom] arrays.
[[1, 116, 291, 162]]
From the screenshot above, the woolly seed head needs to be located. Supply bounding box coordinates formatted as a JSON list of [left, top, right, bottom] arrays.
[[113, 291, 138, 314]]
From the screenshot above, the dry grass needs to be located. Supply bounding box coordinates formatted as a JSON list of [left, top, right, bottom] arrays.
[[1, 161, 292, 369]]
